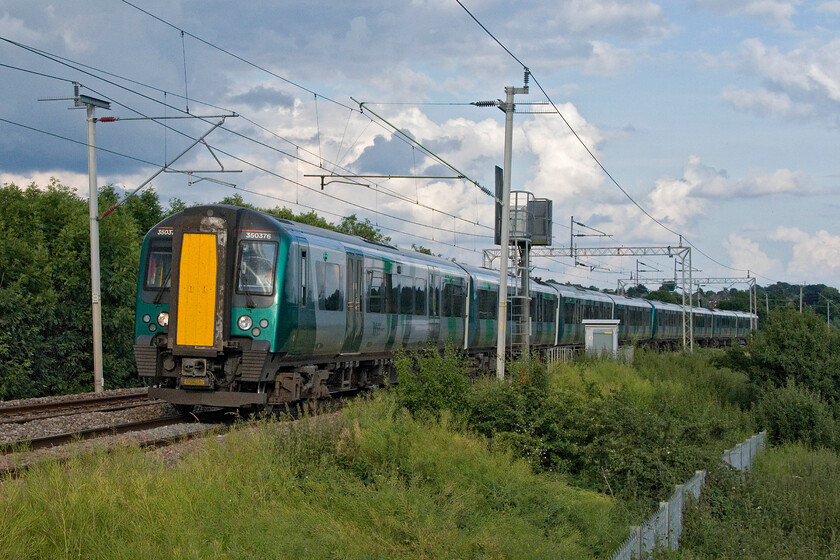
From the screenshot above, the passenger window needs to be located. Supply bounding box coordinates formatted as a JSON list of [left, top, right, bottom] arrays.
[[400, 276, 414, 315], [414, 278, 426, 315], [367, 270, 383, 314], [477, 289, 497, 320], [429, 275, 440, 317], [316, 261, 342, 311], [238, 241, 278, 296], [385, 273, 396, 314]]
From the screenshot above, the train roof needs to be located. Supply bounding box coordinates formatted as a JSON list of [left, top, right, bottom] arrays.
[[607, 293, 655, 309], [552, 284, 614, 303]]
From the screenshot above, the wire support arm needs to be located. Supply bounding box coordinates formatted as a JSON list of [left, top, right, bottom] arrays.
[[99, 118, 227, 219]]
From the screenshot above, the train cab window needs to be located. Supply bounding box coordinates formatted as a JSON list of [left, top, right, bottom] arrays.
[[237, 241, 278, 296], [316, 261, 342, 311], [144, 247, 172, 290], [300, 250, 307, 304]]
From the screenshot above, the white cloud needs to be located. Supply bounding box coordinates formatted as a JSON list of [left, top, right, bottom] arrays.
[[581, 41, 636, 76], [644, 156, 727, 228], [718, 38, 840, 119], [723, 233, 780, 276], [770, 226, 840, 281], [0, 12, 42, 44], [520, 104, 605, 204], [720, 87, 812, 118], [735, 168, 818, 196], [816, 1, 840, 14], [561, 0, 673, 38], [692, 0, 800, 28]]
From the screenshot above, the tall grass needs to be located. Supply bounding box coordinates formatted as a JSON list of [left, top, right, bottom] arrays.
[[674, 444, 840, 559], [0, 393, 624, 559]]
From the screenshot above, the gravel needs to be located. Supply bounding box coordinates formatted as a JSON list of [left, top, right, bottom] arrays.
[[0, 387, 149, 409], [0, 402, 177, 444]]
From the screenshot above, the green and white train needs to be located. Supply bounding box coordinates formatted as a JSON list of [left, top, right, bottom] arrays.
[[133, 205, 756, 409]]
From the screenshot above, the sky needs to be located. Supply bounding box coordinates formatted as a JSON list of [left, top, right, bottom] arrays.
[[1, 0, 839, 291]]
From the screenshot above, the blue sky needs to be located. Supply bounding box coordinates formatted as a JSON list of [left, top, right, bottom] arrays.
[[1, 0, 839, 290]]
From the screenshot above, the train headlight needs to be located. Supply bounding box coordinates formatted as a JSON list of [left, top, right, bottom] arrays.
[[157, 312, 169, 327], [142, 314, 151, 323], [237, 315, 253, 331]]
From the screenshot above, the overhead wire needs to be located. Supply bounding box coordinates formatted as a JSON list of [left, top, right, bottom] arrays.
[[0, 39, 654, 281], [454, 0, 756, 278], [116, 0, 497, 204], [0, 36, 495, 236]]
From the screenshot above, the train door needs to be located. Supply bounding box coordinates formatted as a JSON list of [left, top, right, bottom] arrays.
[[428, 271, 441, 344], [342, 252, 364, 353], [294, 238, 316, 355]]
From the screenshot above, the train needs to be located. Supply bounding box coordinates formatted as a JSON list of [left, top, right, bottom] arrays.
[[133, 204, 757, 409]]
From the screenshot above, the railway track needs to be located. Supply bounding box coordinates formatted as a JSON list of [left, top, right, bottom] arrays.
[[0, 390, 154, 422], [1, 415, 192, 454], [0, 412, 226, 478], [0, 391, 350, 479]]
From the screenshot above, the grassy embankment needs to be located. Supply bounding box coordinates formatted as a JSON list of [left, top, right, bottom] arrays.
[[0, 348, 759, 559], [668, 444, 840, 559], [666, 310, 840, 559]]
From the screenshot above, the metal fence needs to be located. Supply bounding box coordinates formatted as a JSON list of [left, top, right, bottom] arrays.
[[607, 431, 767, 560], [545, 345, 634, 365]]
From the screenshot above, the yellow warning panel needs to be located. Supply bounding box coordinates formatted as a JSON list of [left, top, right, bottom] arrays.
[[176, 233, 218, 347]]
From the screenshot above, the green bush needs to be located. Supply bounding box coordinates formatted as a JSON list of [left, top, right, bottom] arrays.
[[718, 309, 840, 403], [755, 380, 839, 448], [394, 344, 470, 418]]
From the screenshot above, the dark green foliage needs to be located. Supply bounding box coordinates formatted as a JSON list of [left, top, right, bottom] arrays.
[[755, 381, 838, 448], [0, 181, 155, 398], [394, 345, 470, 417], [719, 309, 840, 404], [336, 214, 391, 244], [644, 285, 682, 304], [467, 376, 721, 510], [393, 351, 748, 513]]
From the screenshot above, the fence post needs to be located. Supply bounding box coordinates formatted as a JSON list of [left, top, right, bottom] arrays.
[[661, 501, 670, 550], [635, 525, 642, 559], [670, 484, 684, 549]]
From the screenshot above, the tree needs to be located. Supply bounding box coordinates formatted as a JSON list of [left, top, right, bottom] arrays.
[[719, 309, 840, 403], [644, 287, 681, 304], [0, 180, 142, 399], [337, 214, 391, 244], [625, 284, 648, 298]]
